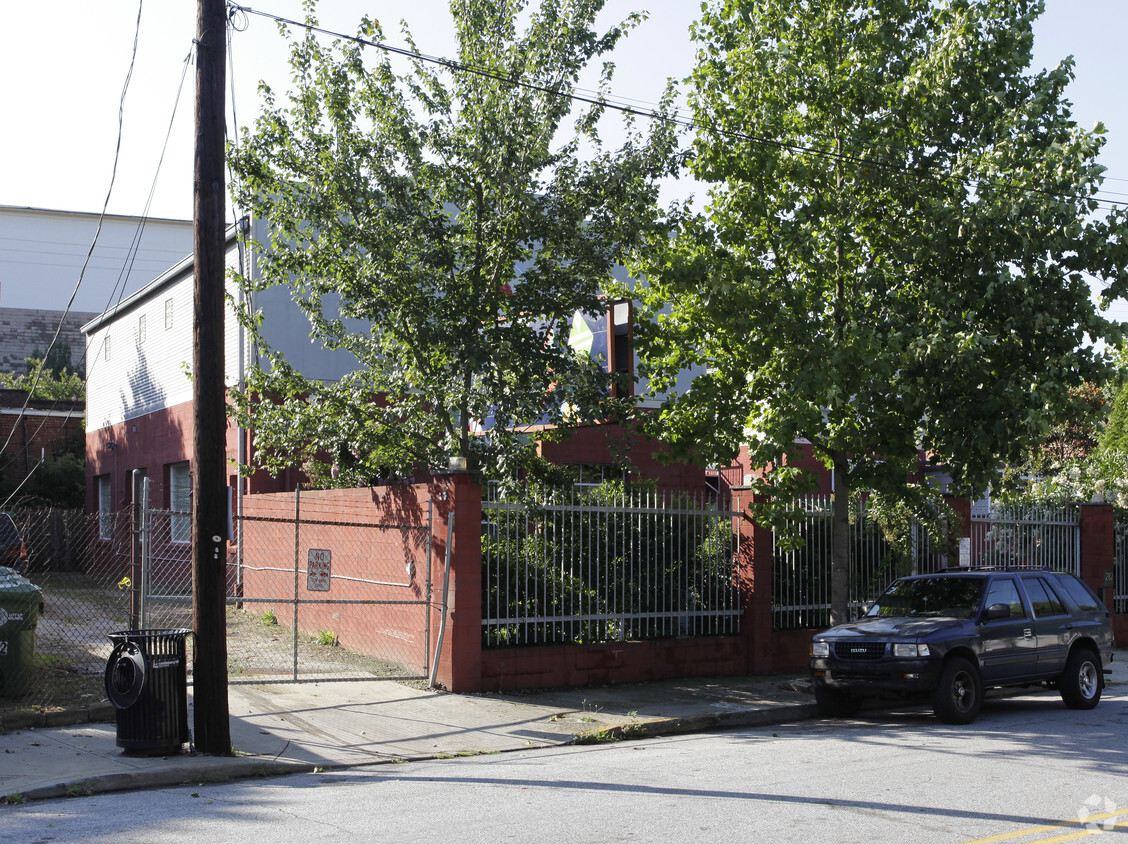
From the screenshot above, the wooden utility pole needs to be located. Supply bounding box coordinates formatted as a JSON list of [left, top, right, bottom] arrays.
[[192, 0, 231, 755]]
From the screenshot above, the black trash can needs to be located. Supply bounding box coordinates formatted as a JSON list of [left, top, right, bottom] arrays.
[[105, 628, 191, 756]]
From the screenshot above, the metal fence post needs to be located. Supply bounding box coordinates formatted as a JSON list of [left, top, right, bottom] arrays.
[[140, 475, 151, 629], [293, 484, 301, 682], [130, 469, 144, 630]]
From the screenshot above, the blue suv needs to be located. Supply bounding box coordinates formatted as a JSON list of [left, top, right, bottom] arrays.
[[809, 568, 1114, 724]]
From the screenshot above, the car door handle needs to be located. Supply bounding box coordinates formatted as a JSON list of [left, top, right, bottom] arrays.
[[1023, 628, 1033, 639]]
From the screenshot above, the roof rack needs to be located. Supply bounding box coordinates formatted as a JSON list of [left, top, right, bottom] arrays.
[[938, 565, 1049, 573]]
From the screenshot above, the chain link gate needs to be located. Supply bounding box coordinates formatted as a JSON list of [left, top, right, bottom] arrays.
[[136, 483, 434, 685]]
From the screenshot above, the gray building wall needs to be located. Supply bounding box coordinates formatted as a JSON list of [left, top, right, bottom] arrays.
[[0, 307, 97, 374]]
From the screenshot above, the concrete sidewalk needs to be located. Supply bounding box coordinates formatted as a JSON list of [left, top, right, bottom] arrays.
[[0, 672, 818, 802], [5, 655, 1123, 804]]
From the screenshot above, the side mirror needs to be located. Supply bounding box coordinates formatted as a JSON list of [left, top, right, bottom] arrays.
[[983, 603, 1010, 621]]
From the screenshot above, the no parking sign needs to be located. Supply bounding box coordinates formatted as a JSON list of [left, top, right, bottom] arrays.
[[307, 549, 331, 591]]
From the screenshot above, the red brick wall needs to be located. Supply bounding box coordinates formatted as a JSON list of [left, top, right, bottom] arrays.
[[538, 422, 709, 491], [237, 482, 446, 678], [1, 390, 84, 488], [1079, 504, 1115, 611]]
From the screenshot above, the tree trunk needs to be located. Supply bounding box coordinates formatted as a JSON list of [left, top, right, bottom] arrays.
[[830, 451, 851, 626]]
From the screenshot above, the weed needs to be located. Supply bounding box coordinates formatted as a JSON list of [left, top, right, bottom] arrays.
[[188, 772, 231, 786], [3, 793, 28, 804], [314, 629, 337, 647], [573, 729, 619, 745], [66, 782, 95, 798], [259, 608, 277, 626]]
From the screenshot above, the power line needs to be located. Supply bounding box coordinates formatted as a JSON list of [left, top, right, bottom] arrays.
[[0, 0, 148, 494], [227, 2, 1128, 214], [1, 5, 195, 508]]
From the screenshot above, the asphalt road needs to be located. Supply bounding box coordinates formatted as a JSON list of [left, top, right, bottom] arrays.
[[5, 685, 1127, 843]]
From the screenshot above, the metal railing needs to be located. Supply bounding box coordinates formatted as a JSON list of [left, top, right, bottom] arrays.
[[970, 503, 1080, 574], [481, 485, 742, 647], [772, 495, 946, 630]]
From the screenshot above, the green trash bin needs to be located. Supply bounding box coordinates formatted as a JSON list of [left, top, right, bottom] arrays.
[[0, 566, 44, 697]]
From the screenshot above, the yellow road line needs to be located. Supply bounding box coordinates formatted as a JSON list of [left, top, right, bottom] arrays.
[[1034, 819, 1128, 844], [962, 810, 1127, 844]]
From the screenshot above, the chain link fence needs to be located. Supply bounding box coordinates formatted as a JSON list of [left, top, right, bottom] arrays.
[[2, 507, 136, 716], [1, 496, 434, 717], [234, 491, 434, 683]]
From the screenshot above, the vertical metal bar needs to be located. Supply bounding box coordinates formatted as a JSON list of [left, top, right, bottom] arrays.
[[292, 484, 301, 683], [424, 498, 433, 676], [1074, 506, 1082, 576], [140, 475, 150, 629], [130, 469, 143, 630]]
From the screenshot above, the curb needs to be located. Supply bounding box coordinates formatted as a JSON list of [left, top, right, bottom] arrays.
[[0, 702, 115, 734], [573, 701, 819, 744], [8, 758, 310, 803], [3, 703, 821, 804]]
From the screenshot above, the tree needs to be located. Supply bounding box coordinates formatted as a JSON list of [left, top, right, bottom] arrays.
[[228, 0, 675, 487], [631, 0, 1128, 624], [0, 357, 85, 402], [27, 342, 83, 380]]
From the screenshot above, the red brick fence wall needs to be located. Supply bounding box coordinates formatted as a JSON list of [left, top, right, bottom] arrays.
[[238, 479, 1121, 693]]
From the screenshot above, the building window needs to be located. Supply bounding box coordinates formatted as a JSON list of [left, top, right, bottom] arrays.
[[567, 301, 634, 399], [104, 334, 111, 361], [97, 474, 113, 540], [169, 461, 191, 544], [165, 298, 174, 330], [569, 463, 624, 488], [138, 313, 147, 344]]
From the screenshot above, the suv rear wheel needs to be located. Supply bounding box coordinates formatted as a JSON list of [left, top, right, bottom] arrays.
[[931, 656, 982, 724], [1059, 648, 1102, 710]]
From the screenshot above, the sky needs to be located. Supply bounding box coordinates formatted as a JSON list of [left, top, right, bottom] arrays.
[[2, 0, 1126, 314]]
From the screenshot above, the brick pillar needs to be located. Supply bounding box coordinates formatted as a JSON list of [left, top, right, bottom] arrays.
[[732, 488, 773, 673], [431, 472, 483, 692], [943, 495, 971, 567], [1079, 503, 1115, 610]]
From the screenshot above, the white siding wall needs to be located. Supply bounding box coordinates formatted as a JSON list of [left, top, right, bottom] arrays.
[[85, 241, 249, 432], [84, 226, 360, 433], [85, 272, 194, 431]]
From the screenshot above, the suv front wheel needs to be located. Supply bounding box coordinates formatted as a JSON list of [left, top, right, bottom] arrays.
[[931, 656, 982, 724], [1059, 648, 1102, 710]]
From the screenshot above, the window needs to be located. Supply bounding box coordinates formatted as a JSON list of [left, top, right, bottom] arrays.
[[165, 298, 174, 330], [104, 334, 111, 361], [567, 301, 635, 398], [866, 576, 984, 619], [982, 578, 1025, 620], [97, 474, 113, 540], [169, 462, 191, 543], [1024, 577, 1066, 617], [138, 313, 147, 344], [1054, 573, 1102, 612], [568, 463, 624, 488]]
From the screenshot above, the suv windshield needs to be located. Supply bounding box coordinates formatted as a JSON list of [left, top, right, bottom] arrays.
[[866, 576, 984, 619]]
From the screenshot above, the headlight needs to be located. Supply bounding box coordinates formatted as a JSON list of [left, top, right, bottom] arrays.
[[811, 641, 830, 658], [892, 643, 930, 658]]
